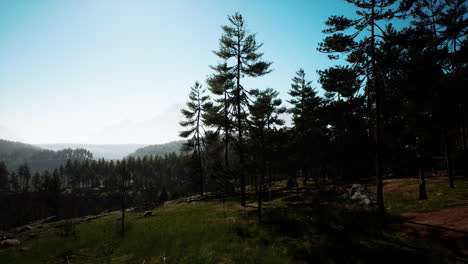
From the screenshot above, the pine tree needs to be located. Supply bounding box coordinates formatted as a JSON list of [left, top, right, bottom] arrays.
[[9, 171, 19, 192], [212, 12, 272, 206], [179, 81, 211, 195], [207, 62, 235, 174], [32, 171, 42, 191], [0, 161, 9, 191], [17, 163, 31, 191], [120, 159, 127, 236], [318, 0, 404, 216], [249, 88, 285, 221], [289, 69, 322, 184], [44, 168, 61, 215]]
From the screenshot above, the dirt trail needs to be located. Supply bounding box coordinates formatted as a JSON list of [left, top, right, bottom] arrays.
[[399, 206, 468, 255], [402, 206, 468, 232]]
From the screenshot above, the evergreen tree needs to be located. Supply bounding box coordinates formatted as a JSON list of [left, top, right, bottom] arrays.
[[318, 0, 404, 216], [289, 69, 323, 183], [17, 163, 31, 191], [0, 161, 9, 191], [212, 12, 272, 206], [44, 169, 61, 215], [120, 159, 127, 236], [32, 171, 42, 191], [9, 171, 19, 193], [179, 81, 211, 195], [207, 62, 236, 175], [249, 88, 285, 221]]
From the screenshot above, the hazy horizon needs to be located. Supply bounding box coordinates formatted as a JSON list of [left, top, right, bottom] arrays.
[[0, 0, 357, 144]]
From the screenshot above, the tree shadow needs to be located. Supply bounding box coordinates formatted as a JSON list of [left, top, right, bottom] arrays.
[[256, 189, 456, 263]]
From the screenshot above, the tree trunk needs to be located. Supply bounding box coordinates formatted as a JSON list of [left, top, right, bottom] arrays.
[[444, 129, 454, 188], [371, 0, 385, 216], [237, 36, 246, 207], [419, 165, 427, 200], [121, 170, 126, 236], [460, 106, 468, 178]]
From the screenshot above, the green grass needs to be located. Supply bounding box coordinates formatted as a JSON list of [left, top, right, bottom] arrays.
[[1, 180, 466, 263], [384, 177, 468, 213], [0, 200, 293, 264]]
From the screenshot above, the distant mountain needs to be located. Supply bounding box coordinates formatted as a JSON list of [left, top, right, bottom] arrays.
[[37, 144, 146, 160], [128, 140, 185, 158], [0, 139, 91, 172]]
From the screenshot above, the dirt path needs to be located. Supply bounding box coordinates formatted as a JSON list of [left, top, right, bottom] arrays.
[[401, 206, 468, 232], [399, 206, 468, 256]]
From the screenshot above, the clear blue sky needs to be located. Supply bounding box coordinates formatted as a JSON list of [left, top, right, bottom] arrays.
[[0, 0, 362, 144]]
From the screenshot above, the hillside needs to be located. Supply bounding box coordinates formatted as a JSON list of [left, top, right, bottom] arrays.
[[0, 139, 49, 172], [1, 177, 467, 263], [0, 139, 92, 173], [0, 139, 42, 158], [128, 140, 185, 157]]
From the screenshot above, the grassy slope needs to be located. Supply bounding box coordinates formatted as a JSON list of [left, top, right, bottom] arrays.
[[383, 176, 468, 213], [1, 178, 467, 264]]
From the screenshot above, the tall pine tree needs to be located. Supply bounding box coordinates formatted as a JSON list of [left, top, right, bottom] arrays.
[[212, 12, 272, 206], [179, 81, 211, 195]]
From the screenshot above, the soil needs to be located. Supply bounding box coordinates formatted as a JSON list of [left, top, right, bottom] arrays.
[[399, 206, 468, 256]]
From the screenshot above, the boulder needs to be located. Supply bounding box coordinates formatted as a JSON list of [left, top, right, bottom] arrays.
[[17, 226, 32, 233], [185, 195, 205, 203], [0, 239, 20, 248], [31, 216, 57, 225], [362, 198, 371, 206], [143, 211, 152, 217], [84, 215, 98, 222], [342, 184, 377, 206]]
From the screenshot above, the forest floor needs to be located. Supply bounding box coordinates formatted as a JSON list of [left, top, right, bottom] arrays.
[[0, 176, 467, 263]]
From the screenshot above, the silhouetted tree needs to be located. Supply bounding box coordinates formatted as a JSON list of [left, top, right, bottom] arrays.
[[212, 12, 272, 206], [318, 0, 405, 216], [0, 161, 8, 191], [32, 171, 42, 191], [249, 88, 285, 221], [17, 163, 31, 191], [179, 81, 211, 195], [207, 62, 235, 177], [289, 69, 323, 184], [9, 171, 19, 192]]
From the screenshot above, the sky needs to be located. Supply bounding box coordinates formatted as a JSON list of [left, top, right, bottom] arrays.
[[0, 0, 362, 144]]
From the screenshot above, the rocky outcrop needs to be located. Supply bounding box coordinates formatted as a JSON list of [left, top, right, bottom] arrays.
[[341, 184, 377, 206], [0, 239, 20, 248], [143, 211, 152, 217]]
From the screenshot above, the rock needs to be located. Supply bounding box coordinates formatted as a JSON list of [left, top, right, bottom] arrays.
[[85, 215, 98, 222], [17, 226, 32, 233], [342, 184, 377, 206], [31, 216, 58, 225], [351, 192, 361, 200], [143, 211, 152, 217], [0, 239, 20, 248], [126, 207, 135, 212], [362, 198, 371, 205], [185, 195, 205, 203]]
